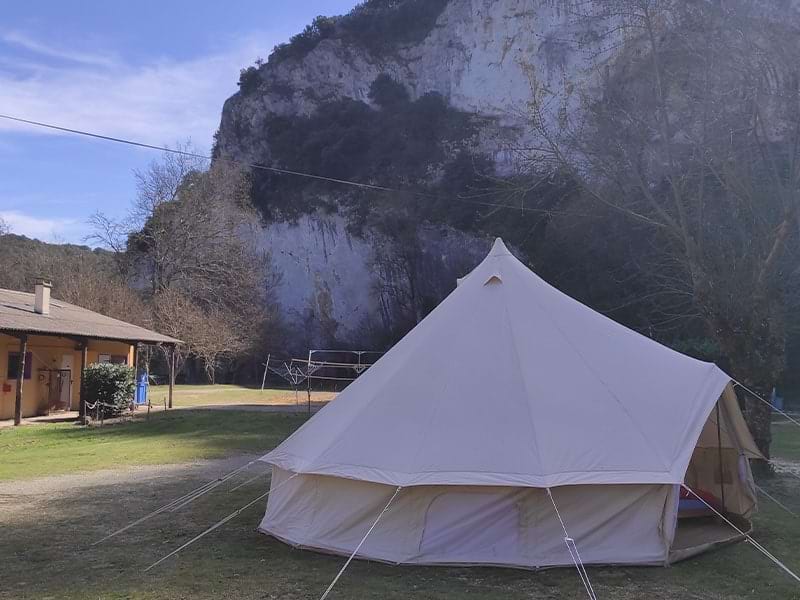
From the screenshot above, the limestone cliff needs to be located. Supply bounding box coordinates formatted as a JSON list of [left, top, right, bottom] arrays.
[[218, 0, 612, 169], [216, 0, 616, 348]]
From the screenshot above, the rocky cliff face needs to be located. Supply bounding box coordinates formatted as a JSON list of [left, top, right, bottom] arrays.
[[216, 0, 616, 349], [219, 0, 611, 169], [251, 212, 491, 349]]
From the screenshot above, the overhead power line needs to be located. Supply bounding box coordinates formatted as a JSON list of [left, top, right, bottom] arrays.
[[0, 112, 576, 216]]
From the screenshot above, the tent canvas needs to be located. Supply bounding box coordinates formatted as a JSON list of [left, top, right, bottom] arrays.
[[258, 238, 763, 568]]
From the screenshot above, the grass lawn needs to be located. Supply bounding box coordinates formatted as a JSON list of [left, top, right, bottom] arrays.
[[157, 384, 336, 408], [0, 384, 333, 480], [772, 420, 800, 461], [0, 410, 799, 599], [0, 410, 305, 480]]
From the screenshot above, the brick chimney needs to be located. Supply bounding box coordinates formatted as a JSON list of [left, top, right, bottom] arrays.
[[34, 278, 51, 315]]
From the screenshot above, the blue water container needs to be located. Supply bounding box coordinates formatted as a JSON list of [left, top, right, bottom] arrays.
[[135, 372, 149, 406]]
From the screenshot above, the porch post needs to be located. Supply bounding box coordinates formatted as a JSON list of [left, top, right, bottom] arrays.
[[78, 341, 88, 424], [13, 334, 28, 426], [132, 343, 139, 410], [168, 345, 175, 409]]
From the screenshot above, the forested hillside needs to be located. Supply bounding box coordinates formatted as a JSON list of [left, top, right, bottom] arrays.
[[0, 235, 142, 322]]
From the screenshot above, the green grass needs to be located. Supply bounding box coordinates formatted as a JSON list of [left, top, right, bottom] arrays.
[[157, 383, 334, 408], [0, 411, 799, 598], [771, 421, 800, 461], [0, 410, 305, 480]]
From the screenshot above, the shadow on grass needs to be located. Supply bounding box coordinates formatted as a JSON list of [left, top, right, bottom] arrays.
[[0, 464, 584, 600], [2, 465, 800, 599], [2, 419, 800, 598]]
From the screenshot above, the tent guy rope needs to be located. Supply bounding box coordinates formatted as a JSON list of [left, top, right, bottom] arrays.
[[318, 486, 403, 600], [546, 488, 598, 600], [755, 484, 797, 518], [91, 459, 258, 546], [731, 379, 800, 429], [681, 484, 800, 584], [144, 473, 299, 572], [168, 463, 259, 512], [228, 471, 269, 493]]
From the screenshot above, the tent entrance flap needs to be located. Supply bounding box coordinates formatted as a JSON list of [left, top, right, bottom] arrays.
[[668, 383, 760, 561], [669, 515, 750, 563], [682, 384, 759, 520]]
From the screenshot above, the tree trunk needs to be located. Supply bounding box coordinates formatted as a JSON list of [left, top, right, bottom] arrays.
[[719, 356, 780, 469], [742, 384, 773, 460], [710, 294, 784, 463]]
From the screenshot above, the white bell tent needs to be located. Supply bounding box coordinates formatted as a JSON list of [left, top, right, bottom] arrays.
[[258, 238, 763, 569]]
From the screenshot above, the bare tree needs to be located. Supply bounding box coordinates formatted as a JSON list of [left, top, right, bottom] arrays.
[[521, 0, 800, 457], [0, 215, 10, 236], [91, 147, 283, 383], [151, 287, 246, 383], [88, 142, 205, 278]]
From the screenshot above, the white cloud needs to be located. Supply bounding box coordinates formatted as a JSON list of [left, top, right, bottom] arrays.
[[0, 210, 84, 244], [2, 31, 119, 68], [0, 31, 268, 152]]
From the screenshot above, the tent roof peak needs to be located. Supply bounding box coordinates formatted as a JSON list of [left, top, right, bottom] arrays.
[[489, 237, 512, 257]]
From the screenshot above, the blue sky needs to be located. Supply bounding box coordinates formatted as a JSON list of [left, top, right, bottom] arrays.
[[0, 0, 360, 244]]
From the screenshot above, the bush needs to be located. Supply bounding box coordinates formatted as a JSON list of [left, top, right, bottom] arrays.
[[268, 1, 449, 64], [341, 0, 449, 54], [252, 74, 481, 223], [238, 66, 261, 94], [83, 363, 135, 418], [271, 15, 338, 63], [368, 74, 410, 108]]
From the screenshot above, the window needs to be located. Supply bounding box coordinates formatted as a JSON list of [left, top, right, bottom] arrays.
[[98, 354, 128, 365], [7, 352, 32, 380]]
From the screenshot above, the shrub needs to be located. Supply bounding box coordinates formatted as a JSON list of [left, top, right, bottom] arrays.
[[83, 363, 135, 418], [271, 15, 338, 62], [341, 0, 449, 54], [268, 1, 449, 64], [368, 74, 410, 108], [238, 66, 261, 94], [252, 74, 480, 223]]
